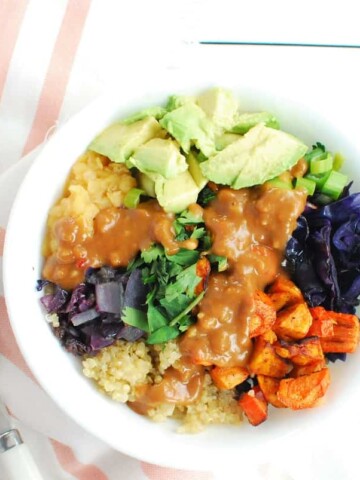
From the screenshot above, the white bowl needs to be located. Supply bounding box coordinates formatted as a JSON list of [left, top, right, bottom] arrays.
[[4, 64, 360, 470]]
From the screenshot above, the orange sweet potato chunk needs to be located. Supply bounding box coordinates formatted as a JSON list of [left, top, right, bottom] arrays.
[[268, 277, 303, 304], [248, 336, 291, 378], [210, 366, 249, 390], [238, 387, 268, 426], [277, 368, 330, 409], [291, 359, 326, 377], [274, 337, 324, 366], [249, 291, 276, 338], [257, 375, 286, 408], [273, 303, 313, 341], [308, 307, 335, 337], [313, 309, 360, 353]]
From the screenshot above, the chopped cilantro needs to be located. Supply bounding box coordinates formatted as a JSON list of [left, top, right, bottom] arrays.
[[121, 206, 227, 344], [121, 307, 149, 332], [147, 301, 168, 332], [166, 248, 199, 266], [165, 264, 201, 301], [147, 326, 180, 344], [141, 244, 163, 263], [197, 185, 216, 207], [190, 227, 206, 240], [208, 254, 228, 272]]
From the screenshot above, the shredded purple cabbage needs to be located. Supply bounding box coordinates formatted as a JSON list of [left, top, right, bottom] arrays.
[[38, 266, 147, 356], [285, 190, 360, 315]]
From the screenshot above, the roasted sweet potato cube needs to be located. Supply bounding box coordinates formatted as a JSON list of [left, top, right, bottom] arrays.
[[277, 368, 330, 409], [273, 303, 312, 341], [248, 336, 291, 378], [262, 330, 277, 344], [268, 276, 303, 304], [268, 292, 295, 311], [249, 291, 276, 338], [315, 310, 359, 353], [308, 307, 335, 337], [257, 375, 286, 408], [210, 366, 249, 390], [291, 359, 326, 377], [274, 337, 324, 366], [238, 387, 268, 426]]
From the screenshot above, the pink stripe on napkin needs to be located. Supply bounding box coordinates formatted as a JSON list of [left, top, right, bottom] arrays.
[[0, 0, 29, 100], [23, 0, 91, 155], [51, 439, 108, 480]]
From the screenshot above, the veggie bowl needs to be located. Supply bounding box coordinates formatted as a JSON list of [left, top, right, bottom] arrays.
[[4, 69, 360, 470]]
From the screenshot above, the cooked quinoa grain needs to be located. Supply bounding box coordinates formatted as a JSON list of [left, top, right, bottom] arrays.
[[83, 340, 243, 431]]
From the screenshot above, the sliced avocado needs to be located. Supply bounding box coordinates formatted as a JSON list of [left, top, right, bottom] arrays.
[[130, 138, 187, 179], [215, 132, 242, 151], [137, 171, 156, 197], [155, 171, 200, 213], [166, 95, 195, 111], [159, 103, 215, 157], [200, 123, 308, 188], [197, 87, 238, 130], [88, 117, 165, 164], [231, 112, 280, 134], [122, 107, 167, 125], [187, 151, 208, 189]]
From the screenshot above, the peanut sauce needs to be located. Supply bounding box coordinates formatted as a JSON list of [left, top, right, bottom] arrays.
[[42, 201, 179, 290], [129, 360, 204, 414], [180, 186, 307, 367]]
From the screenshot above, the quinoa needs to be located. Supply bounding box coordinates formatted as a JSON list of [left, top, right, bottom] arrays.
[[82, 340, 243, 432]]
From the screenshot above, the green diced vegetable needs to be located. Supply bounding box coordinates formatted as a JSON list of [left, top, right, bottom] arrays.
[[333, 152, 345, 171], [304, 142, 326, 163], [266, 176, 292, 190], [295, 177, 316, 196], [304, 171, 331, 189], [309, 153, 333, 175], [124, 188, 145, 208], [321, 170, 348, 199]]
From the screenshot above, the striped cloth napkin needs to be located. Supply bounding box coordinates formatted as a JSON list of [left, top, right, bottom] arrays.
[[1, 1, 360, 479]]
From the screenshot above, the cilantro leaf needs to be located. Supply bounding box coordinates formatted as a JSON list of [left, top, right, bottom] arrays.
[[178, 314, 194, 332], [147, 301, 168, 332], [166, 248, 199, 266], [176, 209, 203, 225], [190, 227, 205, 240], [160, 293, 190, 317], [165, 264, 201, 301], [208, 254, 228, 272], [199, 232, 212, 251], [197, 185, 216, 207], [141, 244, 163, 263], [122, 307, 148, 332], [147, 325, 180, 344], [169, 291, 205, 326]]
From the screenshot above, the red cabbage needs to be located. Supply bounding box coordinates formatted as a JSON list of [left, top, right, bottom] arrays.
[[285, 192, 360, 314], [95, 282, 124, 314], [38, 266, 146, 356]]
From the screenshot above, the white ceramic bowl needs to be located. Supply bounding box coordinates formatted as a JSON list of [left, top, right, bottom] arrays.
[[4, 64, 360, 471]]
